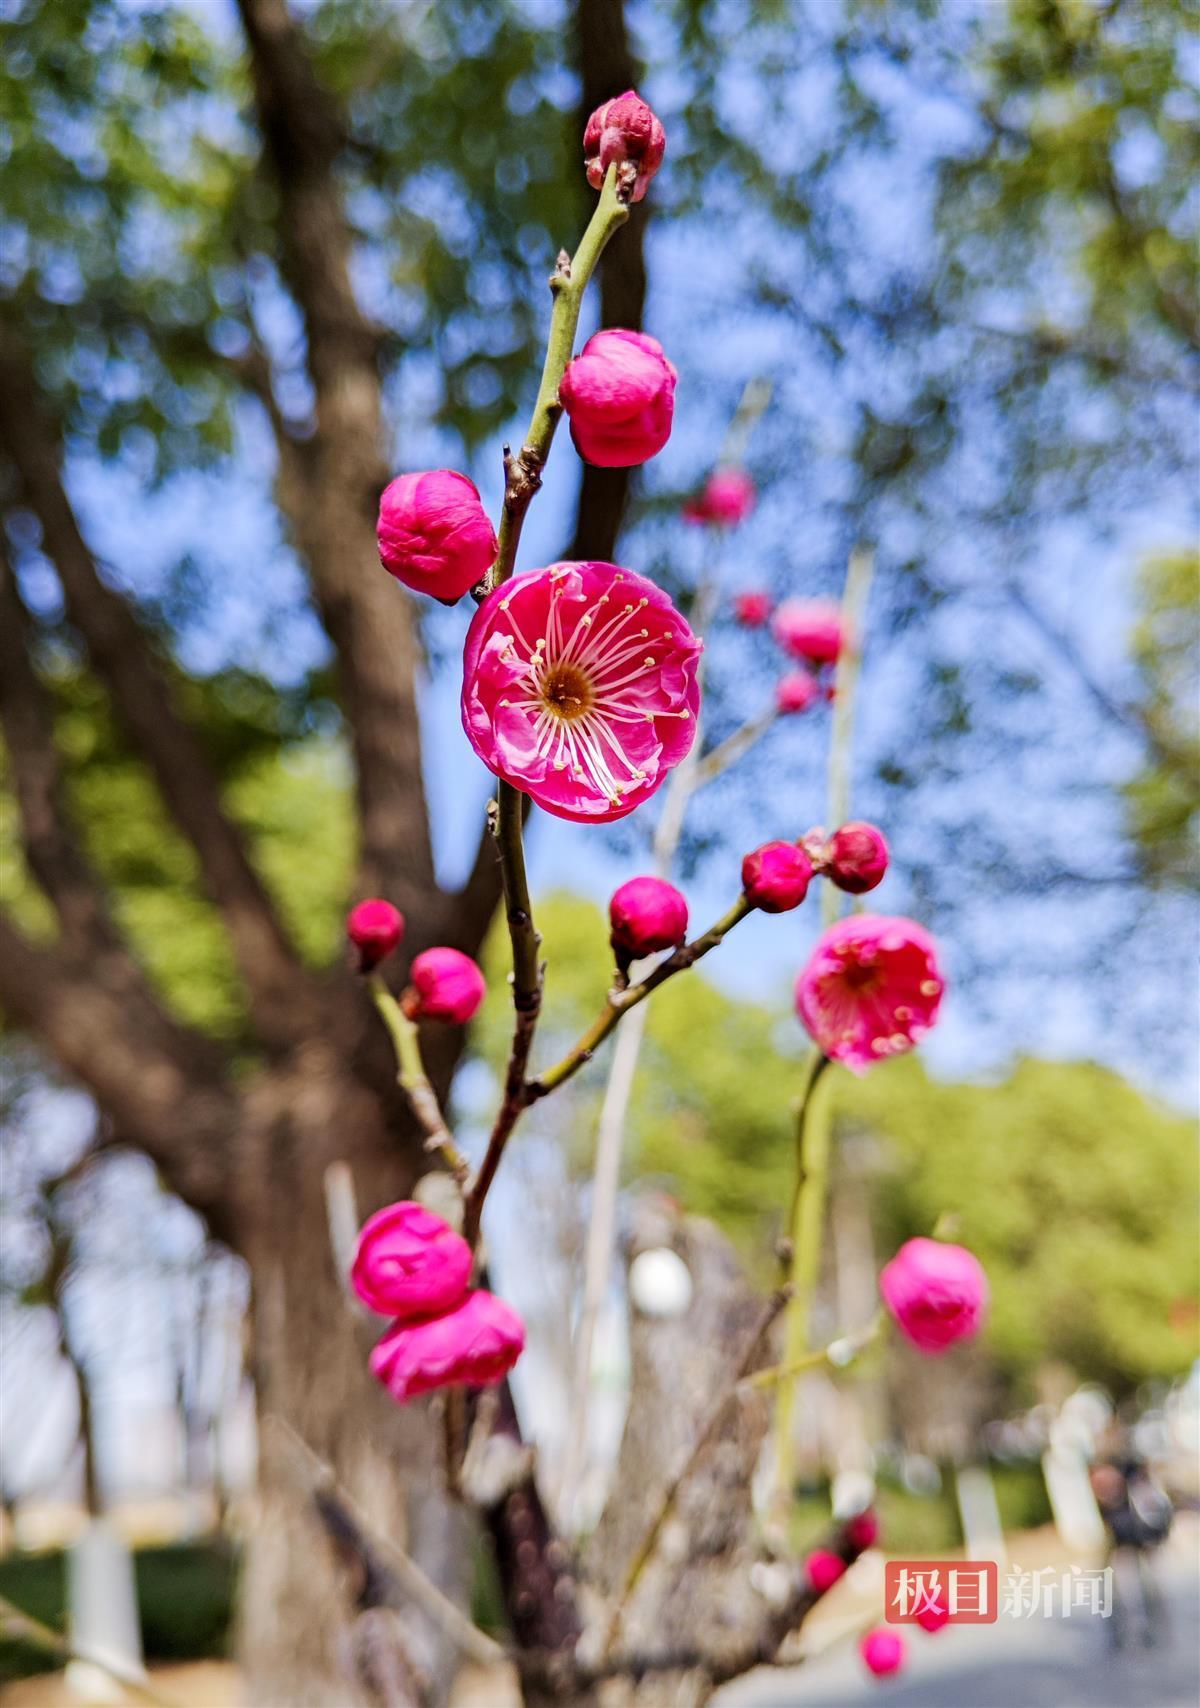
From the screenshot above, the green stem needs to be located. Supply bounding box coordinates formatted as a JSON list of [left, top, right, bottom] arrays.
[[369, 975, 470, 1185], [488, 165, 630, 592], [748, 1310, 884, 1390], [529, 895, 751, 1100], [770, 1052, 832, 1518], [770, 543, 875, 1534]]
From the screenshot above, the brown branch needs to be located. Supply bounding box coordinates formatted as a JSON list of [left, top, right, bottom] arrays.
[[0, 340, 317, 1051], [234, 0, 436, 910], [602, 1287, 790, 1655], [0, 915, 235, 1217]]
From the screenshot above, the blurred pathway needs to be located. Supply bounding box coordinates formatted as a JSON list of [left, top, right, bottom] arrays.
[[722, 1551, 1199, 1708]]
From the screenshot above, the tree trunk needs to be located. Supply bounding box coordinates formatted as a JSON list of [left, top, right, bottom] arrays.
[[231, 1047, 472, 1706]]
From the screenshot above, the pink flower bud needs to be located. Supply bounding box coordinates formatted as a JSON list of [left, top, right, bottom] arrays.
[[795, 914, 945, 1074], [879, 1237, 988, 1355], [733, 590, 773, 628], [408, 947, 486, 1024], [805, 1548, 847, 1595], [350, 1200, 472, 1319], [916, 1600, 950, 1633], [609, 876, 689, 957], [346, 898, 405, 971], [684, 468, 756, 527], [583, 89, 666, 203], [559, 330, 676, 468], [826, 822, 889, 894], [844, 1508, 880, 1551], [772, 598, 846, 666], [741, 841, 814, 913], [860, 1628, 906, 1679], [776, 669, 819, 714], [369, 1289, 525, 1403], [377, 470, 498, 602]]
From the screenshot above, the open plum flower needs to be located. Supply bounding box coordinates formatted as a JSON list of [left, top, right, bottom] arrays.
[[462, 560, 702, 822], [795, 914, 945, 1072]]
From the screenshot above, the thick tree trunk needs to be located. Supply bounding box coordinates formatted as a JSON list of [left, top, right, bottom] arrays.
[[231, 1047, 471, 1706]]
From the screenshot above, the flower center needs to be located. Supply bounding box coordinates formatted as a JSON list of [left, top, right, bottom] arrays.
[[841, 960, 879, 991], [540, 661, 594, 722]]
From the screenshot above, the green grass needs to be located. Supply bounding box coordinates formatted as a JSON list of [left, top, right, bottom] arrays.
[[0, 1540, 236, 1683]]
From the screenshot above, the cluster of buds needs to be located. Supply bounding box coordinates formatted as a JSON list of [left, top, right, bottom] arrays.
[[351, 1202, 525, 1403], [739, 820, 889, 917], [347, 901, 487, 1023], [373, 90, 675, 604], [727, 592, 850, 717], [805, 1501, 949, 1680]]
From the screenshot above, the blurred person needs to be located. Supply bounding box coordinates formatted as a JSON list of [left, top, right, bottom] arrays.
[[1090, 1448, 1174, 1650]]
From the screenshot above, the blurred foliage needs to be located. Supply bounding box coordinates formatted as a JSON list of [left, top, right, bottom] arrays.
[[1122, 550, 1200, 887], [0, 1541, 235, 1681], [0, 653, 353, 1040], [482, 893, 1198, 1396], [1, 0, 1196, 1034]]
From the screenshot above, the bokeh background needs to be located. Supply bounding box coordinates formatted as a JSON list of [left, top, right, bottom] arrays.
[[1, 0, 1196, 1702]]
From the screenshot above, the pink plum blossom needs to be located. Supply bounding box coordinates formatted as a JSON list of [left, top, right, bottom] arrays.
[[794, 914, 945, 1073], [805, 1549, 847, 1595], [776, 669, 819, 714], [684, 468, 756, 527], [772, 598, 846, 665], [350, 1201, 472, 1319], [825, 822, 890, 894], [610, 876, 689, 957], [860, 1628, 906, 1679], [733, 590, 773, 628], [879, 1237, 989, 1354], [408, 948, 486, 1024], [559, 330, 676, 467], [377, 470, 497, 602], [583, 90, 666, 202], [461, 560, 702, 823], [369, 1290, 526, 1403], [346, 898, 404, 971], [741, 842, 813, 913]]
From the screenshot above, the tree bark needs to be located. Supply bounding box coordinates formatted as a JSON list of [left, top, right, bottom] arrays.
[[229, 1049, 472, 1706]]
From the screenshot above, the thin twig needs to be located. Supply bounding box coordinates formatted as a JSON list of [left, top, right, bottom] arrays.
[[747, 1310, 884, 1390], [528, 895, 752, 1101], [601, 1287, 791, 1656], [368, 975, 470, 1184], [464, 786, 541, 1246], [0, 1594, 175, 1707], [693, 706, 778, 787], [265, 1415, 505, 1669]]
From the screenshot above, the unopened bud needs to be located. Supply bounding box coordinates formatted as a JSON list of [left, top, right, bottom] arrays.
[[583, 89, 666, 203], [347, 898, 404, 971]]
